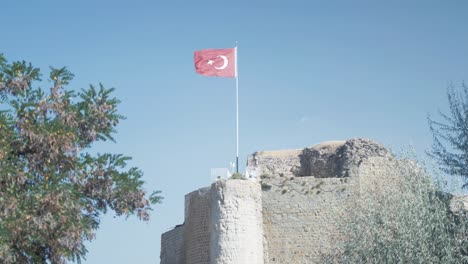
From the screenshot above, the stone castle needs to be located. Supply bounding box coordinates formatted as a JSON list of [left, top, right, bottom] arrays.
[[160, 138, 467, 264]]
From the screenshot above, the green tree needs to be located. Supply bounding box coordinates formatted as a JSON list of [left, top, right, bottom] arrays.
[[429, 84, 468, 189], [322, 157, 468, 263], [0, 54, 162, 263]]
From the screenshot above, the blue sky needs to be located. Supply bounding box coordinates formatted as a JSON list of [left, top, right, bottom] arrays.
[[2, 1, 468, 263]]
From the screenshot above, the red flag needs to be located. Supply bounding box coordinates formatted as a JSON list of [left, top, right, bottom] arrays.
[[194, 48, 237, 78]]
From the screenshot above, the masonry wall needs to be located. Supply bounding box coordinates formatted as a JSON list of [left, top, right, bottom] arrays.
[[210, 180, 264, 264], [260, 174, 358, 263], [247, 149, 302, 178], [184, 187, 211, 264], [160, 138, 401, 264], [248, 139, 393, 263], [160, 225, 185, 264]]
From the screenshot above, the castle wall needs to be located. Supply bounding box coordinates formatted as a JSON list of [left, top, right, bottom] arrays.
[[261, 176, 359, 263], [247, 149, 302, 178], [160, 225, 185, 264], [354, 156, 399, 196], [252, 139, 394, 263], [184, 187, 211, 264], [160, 139, 412, 264], [209, 180, 264, 264]]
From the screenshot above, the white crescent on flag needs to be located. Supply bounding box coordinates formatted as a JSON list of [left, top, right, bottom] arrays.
[[214, 55, 228, 70]]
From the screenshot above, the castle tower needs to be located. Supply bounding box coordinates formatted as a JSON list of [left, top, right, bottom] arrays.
[[210, 180, 264, 264]]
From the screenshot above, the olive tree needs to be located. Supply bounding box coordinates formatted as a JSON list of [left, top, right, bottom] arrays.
[[322, 157, 467, 263]]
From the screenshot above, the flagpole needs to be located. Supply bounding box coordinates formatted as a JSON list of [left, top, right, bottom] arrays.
[[235, 42, 239, 174]]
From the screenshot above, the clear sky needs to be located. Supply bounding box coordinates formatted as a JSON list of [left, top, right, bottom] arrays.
[[2, 0, 468, 263]]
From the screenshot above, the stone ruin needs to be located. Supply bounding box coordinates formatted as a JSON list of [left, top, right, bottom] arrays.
[[160, 138, 468, 264]]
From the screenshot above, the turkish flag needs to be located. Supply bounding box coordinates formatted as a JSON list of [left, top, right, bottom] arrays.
[[194, 48, 237, 78]]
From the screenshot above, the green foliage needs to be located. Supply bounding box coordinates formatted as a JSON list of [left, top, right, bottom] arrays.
[[322, 157, 468, 264], [230, 173, 246, 180], [429, 83, 468, 189], [0, 54, 162, 263]]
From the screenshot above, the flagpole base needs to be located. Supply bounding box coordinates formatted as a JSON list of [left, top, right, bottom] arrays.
[[236, 156, 239, 173]]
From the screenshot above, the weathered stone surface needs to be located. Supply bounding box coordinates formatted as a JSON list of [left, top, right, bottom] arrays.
[[160, 138, 458, 264], [335, 138, 391, 176], [299, 138, 391, 178], [161, 225, 185, 264], [260, 175, 358, 263], [298, 141, 346, 177], [210, 180, 264, 264], [247, 149, 301, 178], [184, 187, 211, 264], [247, 138, 391, 179]]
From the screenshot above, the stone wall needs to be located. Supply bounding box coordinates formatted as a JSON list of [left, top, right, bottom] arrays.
[[160, 138, 435, 264], [161, 180, 264, 264], [184, 187, 211, 264], [260, 176, 358, 263], [160, 225, 185, 264], [210, 180, 264, 264], [247, 149, 302, 178], [247, 138, 394, 263]]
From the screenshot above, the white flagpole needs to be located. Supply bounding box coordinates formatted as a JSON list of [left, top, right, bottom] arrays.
[[235, 42, 239, 173]]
